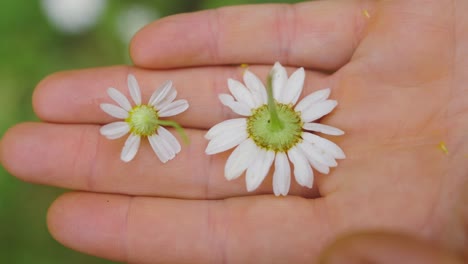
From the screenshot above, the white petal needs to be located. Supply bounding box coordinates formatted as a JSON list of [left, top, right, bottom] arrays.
[[228, 79, 256, 109], [152, 129, 177, 161], [243, 70, 267, 106], [219, 94, 252, 116], [288, 147, 313, 188], [107, 88, 132, 111], [155, 88, 177, 110], [246, 149, 275, 192], [160, 137, 176, 161], [205, 126, 248, 155], [127, 74, 142, 105], [224, 139, 258, 180], [300, 100, 338, 123], [120, 134, 141, 162], [100, 103, 129, 119], [303, 123, 345, 136], [303, 132, 346, 159], [148, 134, 172, 163], [100, 122, 130, 139], [298, 142, 330, 174], [270, 62, 288, 102], [282, 67, 305, 105], [295, 88, 331, 112], [205, 118, 247, 140], [298, 141, 337, 168], [309, 157, 330, 175], [157, 126, 181, 154], [273, 152, 291, 196], [149, 80, 173, 107], [158, 99, 189, 117]]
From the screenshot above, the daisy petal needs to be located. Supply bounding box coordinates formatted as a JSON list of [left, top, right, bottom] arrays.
[[224, 139, 258, 180], [303, 123, 345, 136], [205, 126, 248, 155], [127, 74, 142, 105], [107, 88, 132, 111], [228, 78, 256, 109], [271, 62, 288, 102], [157, 126, 181, 154], [243, 70, 267, 106], [154, 130, 177, 161], [205, 118, 247, 140], [299, 141, 337, 168], [155, 88, 177, 110], [303, 132, 346, 159], [218, 94, 252, 116], [100, 122, 130, 140], [158, 99, 189, 117], [294, 88, 331, 112], [100, 103, 129, 119], [288, 147, 313, 188], [300, 100, 338, 123], [309, 158, 330, 175], [120, 134, 141, 162], [299, 141, 330, 174], [246, 149, 275, 192], [148, 134, 171, 163], [273, 152, 291, 196], [283, 67, 305, 105], [160, 137, 176, 161], [149, 80, 172, 106]]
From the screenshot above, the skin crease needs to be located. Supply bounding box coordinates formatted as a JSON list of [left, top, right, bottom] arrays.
[[0, 0, 467, 263]]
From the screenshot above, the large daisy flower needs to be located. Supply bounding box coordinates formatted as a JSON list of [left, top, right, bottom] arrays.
[[100, 74, 189, 163], [205, 62, 345, 196]]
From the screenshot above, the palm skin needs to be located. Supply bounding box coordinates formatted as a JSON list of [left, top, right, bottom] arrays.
[[1, 0, 467, 263]]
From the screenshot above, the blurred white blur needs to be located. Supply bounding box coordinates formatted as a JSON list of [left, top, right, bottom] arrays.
[[41, 0, 108, 34]]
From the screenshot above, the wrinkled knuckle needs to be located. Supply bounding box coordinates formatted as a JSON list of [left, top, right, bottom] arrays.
[[205, 202, 231, 264], [72, 125, 100, 191]]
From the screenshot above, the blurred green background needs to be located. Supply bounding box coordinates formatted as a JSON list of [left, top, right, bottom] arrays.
[[0, 0, 304, 263]]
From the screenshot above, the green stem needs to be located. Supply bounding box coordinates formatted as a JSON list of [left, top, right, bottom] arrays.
[[266, 72, 283, 131], [157, 119, 190, 145]]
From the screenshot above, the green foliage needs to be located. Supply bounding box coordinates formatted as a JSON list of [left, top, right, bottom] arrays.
[[0, 0, 305, 263]]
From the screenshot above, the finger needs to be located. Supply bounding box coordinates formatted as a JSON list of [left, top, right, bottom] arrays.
[[318, 231, 465, 264], [130, 1, 374, 71], [33, 65, 330, 128], [48, 192, 330, 264], [1, 122, 320, 199]]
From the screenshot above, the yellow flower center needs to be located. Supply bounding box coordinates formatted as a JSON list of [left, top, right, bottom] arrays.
[[126, 105, 159, 136], [247, 103, 303, 152]]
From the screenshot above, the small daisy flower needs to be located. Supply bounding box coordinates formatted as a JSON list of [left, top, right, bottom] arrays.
[[205, 62, 345, 196], [100, 74, 189, 163]]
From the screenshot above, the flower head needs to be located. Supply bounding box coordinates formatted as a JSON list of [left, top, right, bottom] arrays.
[[205, 62, 345, 196], [100, 74, 189, 163]]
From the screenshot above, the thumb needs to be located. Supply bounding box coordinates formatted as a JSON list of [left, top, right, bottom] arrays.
[[317, 231, 464, 264]]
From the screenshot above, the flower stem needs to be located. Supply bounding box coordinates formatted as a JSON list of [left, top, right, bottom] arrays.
[[156, 119, 190, 144], [266, 72, 283, 131]]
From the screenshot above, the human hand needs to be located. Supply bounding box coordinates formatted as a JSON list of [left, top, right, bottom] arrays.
[[318, 231, 465, 264], [1, 0, 467, 263]]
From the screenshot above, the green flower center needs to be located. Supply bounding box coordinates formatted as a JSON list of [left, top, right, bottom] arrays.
[[126, 105, 159, 136], [247, 103, 303, 152]]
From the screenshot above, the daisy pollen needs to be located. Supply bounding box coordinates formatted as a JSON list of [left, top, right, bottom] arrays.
[[205, 62, 345, 196], [100, 74, 189, 163]]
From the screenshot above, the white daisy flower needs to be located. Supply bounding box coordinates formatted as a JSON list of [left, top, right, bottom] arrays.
[[205, 62, 345, 196], [100, 74, 189, 163]]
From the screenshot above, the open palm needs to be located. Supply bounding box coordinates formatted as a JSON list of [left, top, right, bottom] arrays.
[[1, 0, 467, 263]]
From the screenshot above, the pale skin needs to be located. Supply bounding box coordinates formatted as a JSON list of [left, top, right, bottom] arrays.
[[1, 0, 467, 263]]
